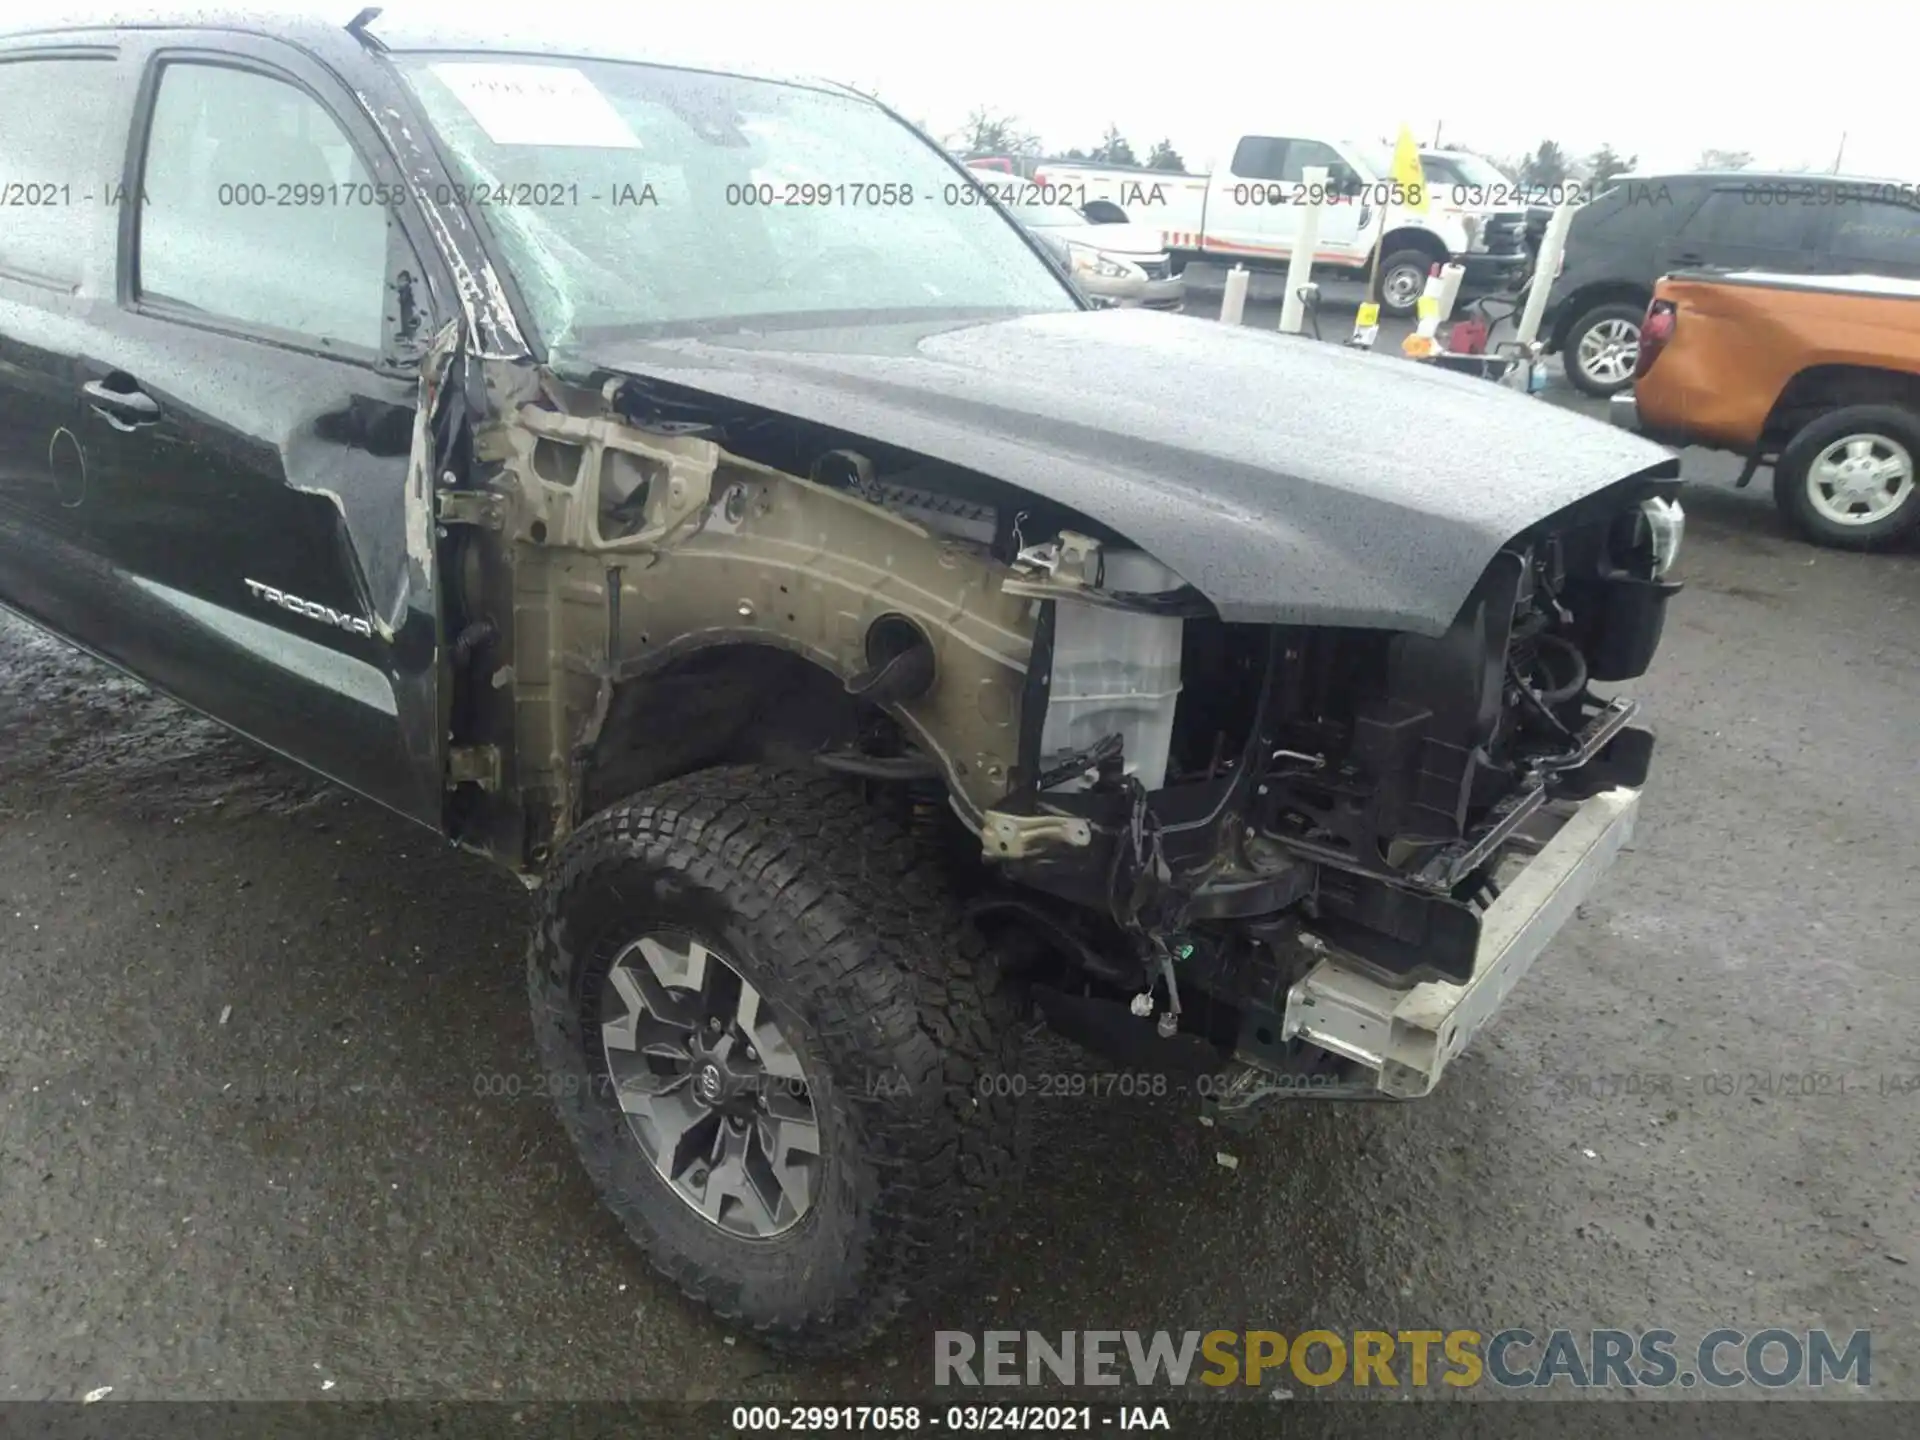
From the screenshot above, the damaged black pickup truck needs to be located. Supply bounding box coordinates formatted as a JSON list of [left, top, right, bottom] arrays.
[[0, 10, 1684, 1352]]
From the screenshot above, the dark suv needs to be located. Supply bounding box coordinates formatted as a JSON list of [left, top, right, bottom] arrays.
[[1544, 172, 1920, 396]]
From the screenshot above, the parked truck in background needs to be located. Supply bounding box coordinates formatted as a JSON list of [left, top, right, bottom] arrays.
[[1615, 268, 1920, 549], [1543, 172, 1920, 398], [1033, 132, 1533, 316], [1419, 147, 1564, 276]]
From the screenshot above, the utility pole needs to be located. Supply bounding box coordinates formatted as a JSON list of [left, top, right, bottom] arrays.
[[1833, 131, 1847, 174], [1433, 120, 1443, 149]]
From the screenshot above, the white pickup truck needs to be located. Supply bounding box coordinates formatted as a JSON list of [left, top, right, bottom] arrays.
[[1033, 133, 1531, 317]]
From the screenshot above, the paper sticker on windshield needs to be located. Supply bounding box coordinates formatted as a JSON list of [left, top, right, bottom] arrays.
[[431, 64, 640, 149]]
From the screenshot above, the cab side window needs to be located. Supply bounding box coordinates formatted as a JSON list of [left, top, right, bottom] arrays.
[[1278, 140, 1343, 184], [1677, 189, 1816, 250], [137, 61, 388, 351], [0, 56, 120, 289], [1229, 137, 1289, 181]]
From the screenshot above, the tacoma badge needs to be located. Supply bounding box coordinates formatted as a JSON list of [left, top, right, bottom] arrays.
[[243, 578, 374, 638]]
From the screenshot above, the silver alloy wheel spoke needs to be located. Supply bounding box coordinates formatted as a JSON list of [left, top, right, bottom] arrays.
[[1808, 433, 1915, 525], [599, 931, 820, 1238], [636, 934, 710, 1009], [602, 966, 693, 1057], [751, 1109, 821, 1226], [737, 980, 805, 1080], [1578, 319, 1639, 384], [637, 1081, 714, 1167], [695, 1121, 781, 1233]]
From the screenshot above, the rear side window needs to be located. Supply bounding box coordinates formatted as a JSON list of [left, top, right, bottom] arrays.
[[0, 56, 119, 287], [1229, 136, 1289, 180], [1562, 187, 1635, 242], [1827, 200, 1920, 269], [137, 61, 389, 351], [1572, 180, 1696, 240], [1677, 189, 1817, 249]]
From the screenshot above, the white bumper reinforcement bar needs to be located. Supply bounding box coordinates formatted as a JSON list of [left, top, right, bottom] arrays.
[[1281, 785, 1642, 1098]]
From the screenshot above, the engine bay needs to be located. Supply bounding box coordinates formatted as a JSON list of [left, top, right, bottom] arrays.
[[446, 357, 1680, 1090]]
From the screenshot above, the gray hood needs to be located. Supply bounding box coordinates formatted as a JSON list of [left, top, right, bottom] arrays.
[[569, 307, 1678, 633]]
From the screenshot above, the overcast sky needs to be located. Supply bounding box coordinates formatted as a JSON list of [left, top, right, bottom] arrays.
[[736, 0, 1900, 178], [9, 0, 1906, 178]]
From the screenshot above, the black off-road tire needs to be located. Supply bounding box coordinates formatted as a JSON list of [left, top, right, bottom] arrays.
[[1773, 403, 1920, 551], [528, 765, 1024, 1355]]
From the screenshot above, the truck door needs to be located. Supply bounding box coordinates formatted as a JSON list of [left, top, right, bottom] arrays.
[[1292, 140, 1367, 261], [1203, 136, 1305, 261], [73, 36, 452, 827], [0, 45, 128, 649]]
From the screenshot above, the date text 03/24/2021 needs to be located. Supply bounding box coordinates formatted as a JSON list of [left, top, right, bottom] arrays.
[[732, 1406, 1169, 1432]]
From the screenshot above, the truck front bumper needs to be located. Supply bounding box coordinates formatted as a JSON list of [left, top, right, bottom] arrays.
[[1460, 251, 1530, 291], [1281, 785, 1642, 1098], [1122, 275, 1187, 312]]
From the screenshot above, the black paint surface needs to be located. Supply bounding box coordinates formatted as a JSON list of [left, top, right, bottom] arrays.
[[580, 307, 1679, 631]]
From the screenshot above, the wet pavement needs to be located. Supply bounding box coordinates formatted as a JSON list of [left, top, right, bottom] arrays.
[[2, 308, 1917, 1406]]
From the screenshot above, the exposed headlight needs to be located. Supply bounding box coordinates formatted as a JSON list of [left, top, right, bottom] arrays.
[[1640, 497, 1685, 577], [1066, 242, 1140, 281]]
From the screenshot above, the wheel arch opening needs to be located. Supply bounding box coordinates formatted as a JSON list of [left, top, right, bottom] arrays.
[[1762, 364, 1920, 450], [1553, 284, 1651, 353], [579, 643, 862, 820]]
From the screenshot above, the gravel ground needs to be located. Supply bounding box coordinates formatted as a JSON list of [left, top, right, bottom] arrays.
[[2, 297, 1916, 1408]]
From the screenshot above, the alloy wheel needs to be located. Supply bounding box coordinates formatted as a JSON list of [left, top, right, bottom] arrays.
[[1576, 317, 1640, 387], [599, 931, 821, 1238], [1807, 433, 1915, 526]]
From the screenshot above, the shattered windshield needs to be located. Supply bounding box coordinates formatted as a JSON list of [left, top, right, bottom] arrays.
[[394, 54, 1078, 347]]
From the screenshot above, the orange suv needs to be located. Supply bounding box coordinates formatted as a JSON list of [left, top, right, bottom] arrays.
[[1612, 268, 1920, 548]]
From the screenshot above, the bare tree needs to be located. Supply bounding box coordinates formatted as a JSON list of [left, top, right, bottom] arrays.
[[1585, 144, 1637, 190], [1697, 148, 1753, 171], [953, 108, 1040, 159], [1518, 140, 1571, 186], [1145, 139, 1186, 173], [1090, 125, 1138, 167]]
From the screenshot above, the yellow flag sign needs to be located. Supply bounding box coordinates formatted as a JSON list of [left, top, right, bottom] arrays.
[[1392, 125, 1429, 213]]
